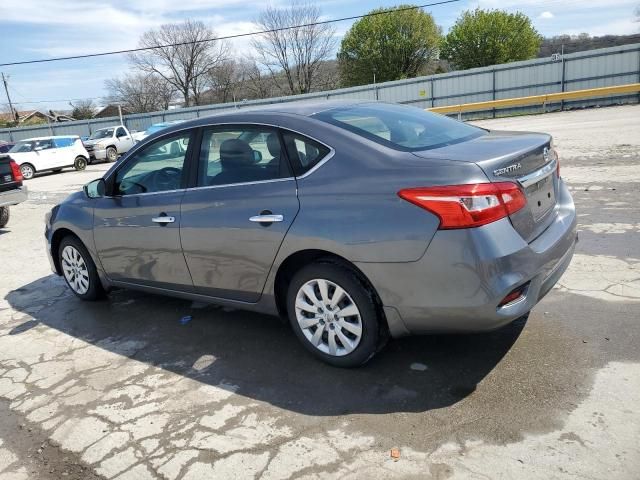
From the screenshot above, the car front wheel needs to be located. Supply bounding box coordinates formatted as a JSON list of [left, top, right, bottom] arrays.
[[58, 236, 104, 300], [20, 163, 35, 180], [287, 262, 381, 367], [106, 147, 118, 162]]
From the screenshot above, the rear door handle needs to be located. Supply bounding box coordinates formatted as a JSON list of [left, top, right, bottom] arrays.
[[249, 214, 284, 223], [152, 216, 175, 224]]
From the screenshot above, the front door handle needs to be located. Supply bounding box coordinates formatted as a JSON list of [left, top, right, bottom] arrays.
[[152, 215, 175, 224], [249, 214, 284, 223]]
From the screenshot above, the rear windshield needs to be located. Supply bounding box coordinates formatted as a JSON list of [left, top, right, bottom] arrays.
[[314, 103, 485, 151]]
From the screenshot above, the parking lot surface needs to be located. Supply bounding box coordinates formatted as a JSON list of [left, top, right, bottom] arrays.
[[1, 105, 639, 479]]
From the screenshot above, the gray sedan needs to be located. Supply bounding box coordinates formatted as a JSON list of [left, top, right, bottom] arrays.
[[45, 101, 577, 367]]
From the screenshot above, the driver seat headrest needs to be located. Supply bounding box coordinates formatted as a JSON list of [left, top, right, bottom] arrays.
[[220, 139, 254, 169]]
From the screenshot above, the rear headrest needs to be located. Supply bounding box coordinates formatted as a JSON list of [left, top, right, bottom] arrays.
[[220, 139, 254, 169], [266, 133, 281, 158]]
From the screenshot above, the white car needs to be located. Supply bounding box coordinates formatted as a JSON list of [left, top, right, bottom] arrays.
[[8, 136, 90, 180], [83, 126, 135, 163]]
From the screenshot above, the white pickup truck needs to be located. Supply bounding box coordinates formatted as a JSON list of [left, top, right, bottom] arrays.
[[83, 126, 135, 163]]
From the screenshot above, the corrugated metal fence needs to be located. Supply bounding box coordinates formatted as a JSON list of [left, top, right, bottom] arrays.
[[1, 42, 639, 142]]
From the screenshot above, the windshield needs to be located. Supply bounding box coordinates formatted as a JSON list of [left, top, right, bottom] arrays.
[[314, 103, 485, 151], [89, 128, 114, 140], [9, 141, 35, 153]]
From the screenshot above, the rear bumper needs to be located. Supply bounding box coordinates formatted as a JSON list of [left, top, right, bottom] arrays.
[[0, 185, 27, 208], [357, 178, 577, 337]]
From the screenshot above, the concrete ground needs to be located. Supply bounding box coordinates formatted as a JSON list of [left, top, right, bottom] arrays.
[[0, 105, 639, 480]]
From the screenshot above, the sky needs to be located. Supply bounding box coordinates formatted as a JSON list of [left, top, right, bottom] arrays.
[[0, 0, 638, 111]]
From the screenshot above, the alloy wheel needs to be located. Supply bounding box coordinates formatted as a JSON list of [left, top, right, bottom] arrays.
[[61, 245, 90, 295], [20, 164, 34, 179], [294, 278, 363, 357]]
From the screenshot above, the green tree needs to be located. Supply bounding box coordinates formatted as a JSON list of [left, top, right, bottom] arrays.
[[69, 99, 97, 120], [441, 9, 542, 70], [338, 5, 442, 87]]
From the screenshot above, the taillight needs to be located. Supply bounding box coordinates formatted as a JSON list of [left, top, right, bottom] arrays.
[[9, 160, 23, 182], [398, 182, 527, 229]]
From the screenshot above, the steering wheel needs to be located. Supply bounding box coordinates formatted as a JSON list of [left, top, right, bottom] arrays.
[[148, 167, 182, 192]]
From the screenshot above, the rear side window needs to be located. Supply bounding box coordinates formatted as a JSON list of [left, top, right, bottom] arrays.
[[314, 103, 485, 151], [53, 138, 75, 148], [281, 132, 330, 176], [197, 126, 292, 187]]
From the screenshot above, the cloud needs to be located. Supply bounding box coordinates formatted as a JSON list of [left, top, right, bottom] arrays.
[[538, 11, 554, 19], [561, 18, 639, 36]]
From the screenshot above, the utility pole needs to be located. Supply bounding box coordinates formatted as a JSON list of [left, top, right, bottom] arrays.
[[1, 72, 18, 122]]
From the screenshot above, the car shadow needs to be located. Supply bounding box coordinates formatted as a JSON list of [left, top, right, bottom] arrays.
[[5, 275, 526, 416]]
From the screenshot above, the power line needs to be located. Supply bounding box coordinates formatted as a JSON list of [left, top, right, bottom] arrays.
[[0, 0, 461, 67]]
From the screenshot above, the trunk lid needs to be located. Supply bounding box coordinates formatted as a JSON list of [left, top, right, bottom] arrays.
[[412, 130, 559, 242]]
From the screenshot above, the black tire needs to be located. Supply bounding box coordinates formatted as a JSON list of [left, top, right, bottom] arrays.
[[74, 156, 87, 171], [286, 262, 381, 367], [106, 147, 118, 162], [58, 236, 105, 301], [0, 207, 9, 228], [20, 163, 35, 180]]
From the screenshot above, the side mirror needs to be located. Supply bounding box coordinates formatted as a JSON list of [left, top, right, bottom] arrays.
[[253, 150, 262, 163], [84, 178, 106, 199]]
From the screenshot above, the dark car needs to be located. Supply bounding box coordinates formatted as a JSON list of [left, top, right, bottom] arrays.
[[0, 154, 28, 228], [44, 101, 577, 367], [0, 142, 16, 154]]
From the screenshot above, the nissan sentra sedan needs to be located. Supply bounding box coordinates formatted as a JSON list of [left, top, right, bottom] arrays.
[[44, 101, 577, 367]]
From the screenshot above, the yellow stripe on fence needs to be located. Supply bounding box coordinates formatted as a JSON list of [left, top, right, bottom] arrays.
[[427, 83, 640, 115]]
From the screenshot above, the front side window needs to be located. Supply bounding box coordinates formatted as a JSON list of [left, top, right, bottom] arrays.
[[198, 126, 291, 187], [34, 139, 54, 151], [114, 131, 192, 196], [314, 103, 485, 151]]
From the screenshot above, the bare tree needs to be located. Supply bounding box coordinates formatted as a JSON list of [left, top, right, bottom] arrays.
[[105, 73, 177, 113], [130, 20, 229, 106], [251, 2, 337, 95], [69, 99, 96, 119], [206, 59, 241, 103], [239, 58, 277, 99]]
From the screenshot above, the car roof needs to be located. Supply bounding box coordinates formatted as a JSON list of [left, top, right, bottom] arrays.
[[20, 135, 79, 141], [221, 99, 368, 117], [152, 100, 371, 136]]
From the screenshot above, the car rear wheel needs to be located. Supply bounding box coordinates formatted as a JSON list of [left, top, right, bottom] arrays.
[[74, 156, 87, 171], [106, 147, 117, 162], [287, 262, 380, 367], [20, 163, 35, 180], [0, 207, 9, 228], [58, 236, 104, 301]]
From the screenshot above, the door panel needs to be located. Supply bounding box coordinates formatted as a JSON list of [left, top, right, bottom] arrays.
[[93, 130, 195, 289], [179, 125, 298, 302], [93, 192, 192, 289], [180, 180, 299, 301]]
